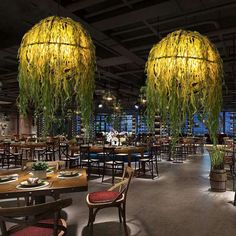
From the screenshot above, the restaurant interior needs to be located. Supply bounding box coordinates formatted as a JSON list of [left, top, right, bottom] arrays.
[[0, 0, 236, 235]]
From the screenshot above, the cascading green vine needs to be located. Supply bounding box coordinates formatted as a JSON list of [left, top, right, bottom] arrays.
[[145, 30, 223, 147], [18, 16, 96, 133]]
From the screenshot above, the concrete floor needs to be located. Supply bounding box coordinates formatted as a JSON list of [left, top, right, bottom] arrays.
[[61, 150, 236, 236], [1, 149, 236, 236]]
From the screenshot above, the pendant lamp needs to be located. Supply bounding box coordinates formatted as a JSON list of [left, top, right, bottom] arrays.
[[18, 16, 96, 131], [145, 30, 223, 144]]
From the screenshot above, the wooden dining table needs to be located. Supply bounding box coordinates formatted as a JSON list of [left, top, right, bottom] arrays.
[[0, 169, 88, 202], [70, 145, 145, 167]]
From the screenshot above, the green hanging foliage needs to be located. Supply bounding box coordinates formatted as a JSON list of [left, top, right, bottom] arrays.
[[145, 30, 223, 146], [18, 16, 96, 133], [209, 146, 224, 170]]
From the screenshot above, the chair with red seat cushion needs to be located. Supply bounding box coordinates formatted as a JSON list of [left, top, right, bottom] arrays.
[[0, 198, 72, 236], [11, 219, 66, 236], [86, 166, 134, 235], [88, 191, 123, 204]]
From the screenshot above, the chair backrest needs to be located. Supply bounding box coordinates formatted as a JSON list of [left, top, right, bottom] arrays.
[[3, 142, 11, 155], [150, 145, 160, 157], [0, 198, 72, 236], [108, 166, 134, 202], [80, 145, 90, 160], [59, 143, 69, 158], [103, 146, 115, 161], [46, 141, 56, 152]]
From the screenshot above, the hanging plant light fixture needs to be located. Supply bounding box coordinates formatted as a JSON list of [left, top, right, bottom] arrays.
[[145, 29, 223, 144], [18, 16, 96, 131]]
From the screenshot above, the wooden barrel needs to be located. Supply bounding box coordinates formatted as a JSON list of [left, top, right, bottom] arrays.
[[210, 169, 227, 192]]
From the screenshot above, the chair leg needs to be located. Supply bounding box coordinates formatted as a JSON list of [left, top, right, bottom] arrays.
[[101, 163, 106, 182], [88, 209, 94, 236], [151, 161, 154, 179], [87, 162, 91, 178], [87, 208, 93, 227], [98, 162, 101, 177], [155, 159, 159, 176], [118, 206, 122, 223], [122, 203, 128, 235], [112, 165, 114, 184], [90, 223, 93, 236], [138, 160, 141, 176], [88, 208, 100, 236]]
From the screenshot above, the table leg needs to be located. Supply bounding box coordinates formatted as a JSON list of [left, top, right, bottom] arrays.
[[29, 148, 34, 161], [127, 152, 131, 167]]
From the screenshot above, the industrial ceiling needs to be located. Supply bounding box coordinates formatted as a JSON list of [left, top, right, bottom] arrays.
[[0, 0, 235, 111]]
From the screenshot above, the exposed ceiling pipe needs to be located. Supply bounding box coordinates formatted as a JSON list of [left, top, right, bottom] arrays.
[[91, 1, 236, 31]]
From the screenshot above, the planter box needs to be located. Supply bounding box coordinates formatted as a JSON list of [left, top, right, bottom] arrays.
[[32, 170, 47, 179]]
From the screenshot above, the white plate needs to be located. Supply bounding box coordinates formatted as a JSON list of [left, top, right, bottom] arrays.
[[59, 170, 79, 177], [57, 173, 82, 179], [0, 174, 18, 184], [0, 178, 18, 184], [16, 181, 49, 190]]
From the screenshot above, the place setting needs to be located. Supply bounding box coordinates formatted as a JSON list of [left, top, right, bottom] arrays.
[[29, 166, 54, 176], [0, 174, 18, 184], [57, 170, 82, 179], [16, 177, 49, 190]]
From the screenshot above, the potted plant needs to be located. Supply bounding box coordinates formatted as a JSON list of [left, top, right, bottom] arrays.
[[209, 146, 226, 192], [32, 161, 48, 179]]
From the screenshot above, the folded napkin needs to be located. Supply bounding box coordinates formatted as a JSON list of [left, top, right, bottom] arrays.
[[27, 177, 40, 184], [60, 170, 78, 176]]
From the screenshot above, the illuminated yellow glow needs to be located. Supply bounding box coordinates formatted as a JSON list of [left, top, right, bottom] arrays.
[[103, 91, 115, 101], [18, 16, 95, 131], [145, 30, 223, 143]]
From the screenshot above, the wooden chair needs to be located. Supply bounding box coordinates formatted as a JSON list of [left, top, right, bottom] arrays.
[[101, 146, 123, 184], [1, 142, 23, 169], [59, 143, 80, 168], [172, 144, 184, 163], [135, 145, 159, 179], [86, 166, 134, 235], [40, 141, 57, 161], [224, 150, 235, 179], [0, 198, 72, 236], [80, 145, 100, 178]]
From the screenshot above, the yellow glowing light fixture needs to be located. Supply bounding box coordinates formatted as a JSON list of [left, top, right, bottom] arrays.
[[114, 101, 122, 112], [145, 30, 223, 144], [103, 91, 115, 102], [18, 16, 95, 131]]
